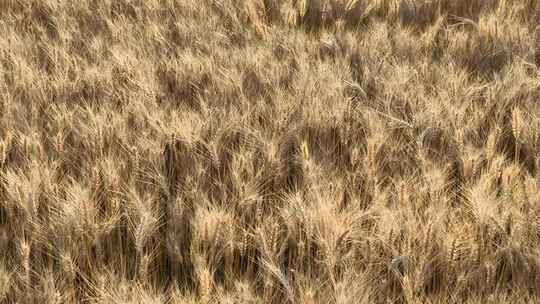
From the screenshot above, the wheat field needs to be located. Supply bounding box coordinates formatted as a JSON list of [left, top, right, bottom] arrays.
[[1, 0, 540, 303]]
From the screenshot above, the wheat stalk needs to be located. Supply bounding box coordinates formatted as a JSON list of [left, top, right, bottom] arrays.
[[511, 107, 523, 164]]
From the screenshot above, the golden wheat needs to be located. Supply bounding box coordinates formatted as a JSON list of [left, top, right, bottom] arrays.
[[1, 0, 540, 303]]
